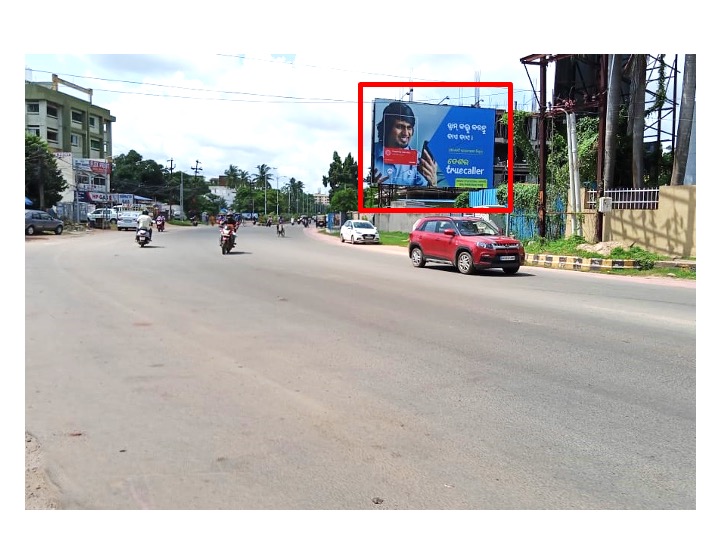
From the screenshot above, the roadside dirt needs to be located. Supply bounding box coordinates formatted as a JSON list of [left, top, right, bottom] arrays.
[[303, 226, 407, 255], [25, 432, 60, 510]]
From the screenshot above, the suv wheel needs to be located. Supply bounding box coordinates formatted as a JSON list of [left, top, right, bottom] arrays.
[[456, 251, 475, 275], [503, 265, 520, 275], [410, 247, 426, 268]]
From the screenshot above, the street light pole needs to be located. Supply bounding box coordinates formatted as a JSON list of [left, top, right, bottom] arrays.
[[251, 179, 255, 218], [264, 168, 270, 216], [191, 160, 202, 220]]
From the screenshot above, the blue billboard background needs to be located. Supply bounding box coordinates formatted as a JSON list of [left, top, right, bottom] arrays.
[[372, 99, 496, 188]]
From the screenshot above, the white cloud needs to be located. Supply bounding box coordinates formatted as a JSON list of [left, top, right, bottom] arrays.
[[24, 52, 548, 195]]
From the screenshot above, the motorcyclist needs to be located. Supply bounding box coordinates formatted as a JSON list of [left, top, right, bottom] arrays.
[[220, 214, 237, 247], [136, 210, 153, 240], [155, 214, 166, 231]]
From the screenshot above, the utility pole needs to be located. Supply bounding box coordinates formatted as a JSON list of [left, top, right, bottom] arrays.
[[191, 160, 202, 219], [276, 175, 280, 216], [595, 55, 608, 243], [538, 57, 548, 238], [166, 159, 175, 216]]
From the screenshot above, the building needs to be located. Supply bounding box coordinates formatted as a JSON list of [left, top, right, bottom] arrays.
[[25, 73, 116, 212], [313, 191, 329, 206], [208, 184, 237, 209]]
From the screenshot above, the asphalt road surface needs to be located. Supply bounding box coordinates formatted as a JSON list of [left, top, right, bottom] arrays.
[[24, 223, 696, 515]]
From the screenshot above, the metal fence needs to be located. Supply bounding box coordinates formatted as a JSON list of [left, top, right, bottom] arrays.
[[469, 189, 499, 207], [56, 201, 91, 223], [507, 211, 566, 242], [585, 188, 660, 210], [469, 189, 566, 242]]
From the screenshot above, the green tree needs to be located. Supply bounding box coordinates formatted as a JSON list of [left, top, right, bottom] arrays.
[[329, 187, 358, 213], [363, 186, 378, 208], [454, 191, 470, 208], [253, 164, 272, 190], [25, 134, 67, 208], [224, 165, 240, 188], [322, 152, 358, 199], [237, 169, 252, 188], [111, 150, 165, 200]]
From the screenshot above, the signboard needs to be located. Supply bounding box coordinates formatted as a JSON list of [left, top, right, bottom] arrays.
[[371, 99, 495, 189], [77, 192, 140, 204], [73, 158, 111, 175]]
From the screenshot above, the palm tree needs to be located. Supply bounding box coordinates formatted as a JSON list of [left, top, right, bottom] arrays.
[[254, 164, 272, 215], [253, 164, 271, 190], [238, 169, 252, 188], [671, 54, 696, 186], [224, 165, 240, 189]]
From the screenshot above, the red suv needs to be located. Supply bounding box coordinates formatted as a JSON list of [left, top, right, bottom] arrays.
[[408, 216, 525, 275]]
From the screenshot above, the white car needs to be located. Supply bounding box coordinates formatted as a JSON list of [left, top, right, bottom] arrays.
[[117, 211, 141, 231], [340, 220, 380, 244], [87, 208, 118, 224]]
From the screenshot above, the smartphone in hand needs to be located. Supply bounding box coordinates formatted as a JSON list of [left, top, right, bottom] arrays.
[[422, 140, 434, 162]]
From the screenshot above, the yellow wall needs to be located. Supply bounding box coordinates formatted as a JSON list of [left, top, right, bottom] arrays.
[[570, 186, 696, 259]]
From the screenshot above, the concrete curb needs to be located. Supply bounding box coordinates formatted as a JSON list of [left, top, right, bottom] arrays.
[[524, 254, 696, 273], [524, 254, 641, 272]]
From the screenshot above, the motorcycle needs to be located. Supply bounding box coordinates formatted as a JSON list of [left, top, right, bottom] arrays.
[[191, 216, 199, 227], [136, 227, 151, 247], [220, 225, 235, 254], [156, 218, 165, 232]]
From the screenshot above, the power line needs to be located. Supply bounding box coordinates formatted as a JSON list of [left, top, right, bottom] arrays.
[[26, 68, 354, 103], [26, 67, 536, 106]]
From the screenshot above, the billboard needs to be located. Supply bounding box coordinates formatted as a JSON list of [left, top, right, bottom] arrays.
[[358, 81, 514, 214], [371, 99, 495, 189]]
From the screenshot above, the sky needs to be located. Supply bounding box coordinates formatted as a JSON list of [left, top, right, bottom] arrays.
[[23, 53, 550, 196]]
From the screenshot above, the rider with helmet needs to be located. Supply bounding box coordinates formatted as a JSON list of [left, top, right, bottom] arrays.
[[136, 210, 154, 240], [220, 213, 237, 247]]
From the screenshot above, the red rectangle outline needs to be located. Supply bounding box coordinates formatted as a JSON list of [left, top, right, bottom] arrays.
[[358, 81, 513, 214]]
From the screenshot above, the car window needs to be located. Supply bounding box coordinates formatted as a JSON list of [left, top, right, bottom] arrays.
[[354, 221, 373, 229], [437, 221, 454, 233], [455, 220, 498, 235], [417, 220, 436, 233]]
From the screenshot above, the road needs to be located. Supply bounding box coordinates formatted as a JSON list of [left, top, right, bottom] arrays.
[[24, 223, 696, 516]]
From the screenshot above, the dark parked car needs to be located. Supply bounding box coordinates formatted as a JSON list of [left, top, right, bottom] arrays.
[[408, 216, 524, 275], [25, 210, 64, 236]]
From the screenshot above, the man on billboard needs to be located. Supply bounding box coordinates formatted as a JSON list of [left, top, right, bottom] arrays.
[[373, 101, 439, 187]]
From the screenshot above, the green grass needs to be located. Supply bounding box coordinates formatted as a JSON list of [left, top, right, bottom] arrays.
[[320, 230, 695, 280], [379, 231, 410, 247], [319, 229, 410, 247], [523, 235, 695, 280]]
